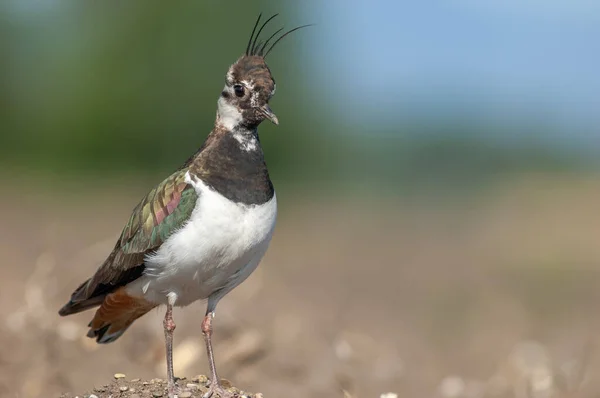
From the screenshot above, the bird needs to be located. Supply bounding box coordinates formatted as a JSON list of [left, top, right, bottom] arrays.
[[58, 14, 311, 398]]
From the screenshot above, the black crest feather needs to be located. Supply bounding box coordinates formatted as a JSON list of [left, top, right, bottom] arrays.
[[262, 24, 313, 57], [246, 13, 313, 57], [245, 13, 262, 56]]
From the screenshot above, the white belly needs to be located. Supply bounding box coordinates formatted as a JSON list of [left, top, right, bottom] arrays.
[[127, 175, 277, 307]]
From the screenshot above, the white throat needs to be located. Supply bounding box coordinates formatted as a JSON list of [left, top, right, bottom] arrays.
[[217, 96, 243, 131], [216, 96, 258, 152]]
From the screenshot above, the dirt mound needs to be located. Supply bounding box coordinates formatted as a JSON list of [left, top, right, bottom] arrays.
[[59, 374, 260, 398]]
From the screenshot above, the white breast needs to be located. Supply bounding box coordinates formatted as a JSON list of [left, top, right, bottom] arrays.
[[127, 173, 277, 307]]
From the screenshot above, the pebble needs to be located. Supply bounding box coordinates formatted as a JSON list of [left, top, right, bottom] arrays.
[[179, 392, 192, 398], [152, 391, 164, 397], [131, 378, 140, 382], [193, 375, 209, 384], [151, 378, 164, 384], [89, 395, 99, 398], [187, 383, 200, 390], [119, 386, 128, 392], [93, 386, 106, 392], [114, 373, 126, 379]]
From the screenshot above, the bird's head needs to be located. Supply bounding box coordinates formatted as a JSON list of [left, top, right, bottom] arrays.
[[217, 14, 311, 130]]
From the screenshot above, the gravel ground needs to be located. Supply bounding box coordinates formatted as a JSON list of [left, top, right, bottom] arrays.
[[60, 374, 260, 398]]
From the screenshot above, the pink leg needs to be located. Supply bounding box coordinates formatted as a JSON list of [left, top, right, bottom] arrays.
[[163, 303, 179, 397], [201, 312, 236, 398]]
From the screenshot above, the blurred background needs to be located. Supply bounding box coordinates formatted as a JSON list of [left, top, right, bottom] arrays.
[[1, 1, 600, 397]]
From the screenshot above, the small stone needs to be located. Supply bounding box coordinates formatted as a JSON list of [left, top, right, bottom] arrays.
[[220, 379, 233, 389], [93, 386, 106, 393], [179, 392, 192, 398], [131, 378, 140, 382], [143, 382, 150, 386], [193, 375, 209, 384], [187, 383, 199, 390], [129, 388, 136, 393], [89, 395, 99, 398], [119, 386, 128, 392], [152, 391, 164, 397], [255, 394, 264, 398], [114, 373, 126, 379], [151, 378, 164, 384]]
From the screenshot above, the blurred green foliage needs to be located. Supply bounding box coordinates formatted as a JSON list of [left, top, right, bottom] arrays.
[[0, 2, 328, 177]]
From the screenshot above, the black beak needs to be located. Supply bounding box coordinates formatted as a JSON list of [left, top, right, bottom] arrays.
[[260, 105, 279, 125]]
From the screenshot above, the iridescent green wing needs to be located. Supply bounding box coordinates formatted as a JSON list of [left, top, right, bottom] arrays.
[[77, 169, 198, 301], [118, 169, 198, 255]]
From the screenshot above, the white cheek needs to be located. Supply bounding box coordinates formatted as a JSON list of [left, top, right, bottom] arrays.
[[217, 94, 242, 130]]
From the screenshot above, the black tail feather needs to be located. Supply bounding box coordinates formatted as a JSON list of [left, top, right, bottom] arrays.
[[58, 294, 105, 316], [58, 278, 103, 316]]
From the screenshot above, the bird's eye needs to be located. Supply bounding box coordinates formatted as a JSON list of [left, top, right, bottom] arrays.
[[233, 84, 245, 97]]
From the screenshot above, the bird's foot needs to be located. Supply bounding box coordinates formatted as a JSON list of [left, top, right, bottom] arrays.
[[202, 380, 237, 398]]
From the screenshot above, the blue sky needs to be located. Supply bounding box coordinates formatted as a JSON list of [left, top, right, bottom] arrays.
[[302, 0, 600, 143]]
